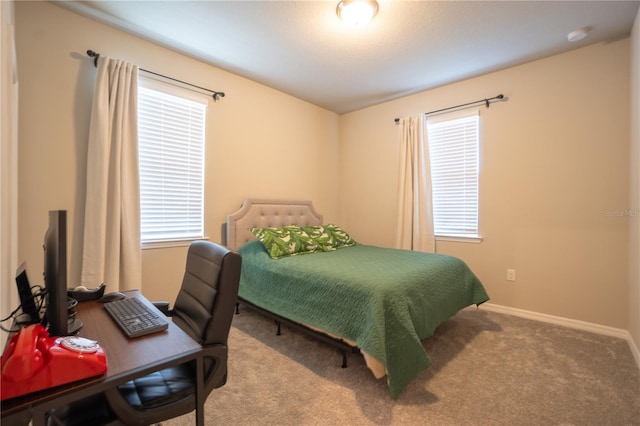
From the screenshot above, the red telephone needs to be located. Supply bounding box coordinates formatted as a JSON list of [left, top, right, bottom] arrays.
[[1, 324, 107, 401]]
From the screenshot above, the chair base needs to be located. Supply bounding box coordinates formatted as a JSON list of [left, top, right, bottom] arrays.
[[46, 393, 118, 426]]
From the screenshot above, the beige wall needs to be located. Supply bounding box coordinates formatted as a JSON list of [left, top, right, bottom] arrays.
[[630, 8, 640, 354], [14, 2, 340, 302], [340, 40, 631, 329]]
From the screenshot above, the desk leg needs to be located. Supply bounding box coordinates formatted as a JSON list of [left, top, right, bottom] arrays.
[[195, 354, 204, 426]]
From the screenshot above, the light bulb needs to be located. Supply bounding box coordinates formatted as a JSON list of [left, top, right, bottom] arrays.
[[337, 0, 379, 27]]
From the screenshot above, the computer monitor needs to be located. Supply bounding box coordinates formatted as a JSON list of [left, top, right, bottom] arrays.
[[14, 262, 41, 324], [43, 210, 82, 336]]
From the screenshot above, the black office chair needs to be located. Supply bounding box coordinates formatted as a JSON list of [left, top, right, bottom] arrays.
[[47, 241, 241, 426]]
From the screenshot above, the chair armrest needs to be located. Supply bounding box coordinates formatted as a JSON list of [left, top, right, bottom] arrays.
[[152, 301, 172, 316], [200, 344, 228, 392]]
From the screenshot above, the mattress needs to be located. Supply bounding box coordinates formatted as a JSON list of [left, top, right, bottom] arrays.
[[238, 240, 489, 398]]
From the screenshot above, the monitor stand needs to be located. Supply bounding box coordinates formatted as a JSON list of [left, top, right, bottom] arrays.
[[67, 318, 84, 335], [66, 296, 83, 335], [14, 312, 40, 325]]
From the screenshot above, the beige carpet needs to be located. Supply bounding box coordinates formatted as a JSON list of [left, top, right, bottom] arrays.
[[165, 307, 640, 426]]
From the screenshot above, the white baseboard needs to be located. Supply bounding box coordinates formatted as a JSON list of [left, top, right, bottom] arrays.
[[627, 332, 640, 370], [472, 303, 640, 370]]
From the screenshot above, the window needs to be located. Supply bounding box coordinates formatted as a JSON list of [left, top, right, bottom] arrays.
[[137, 77, 208, 244], [427, 110, 479, 238]]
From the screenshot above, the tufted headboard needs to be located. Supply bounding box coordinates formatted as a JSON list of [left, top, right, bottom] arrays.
[[225, 199, 323, 251]]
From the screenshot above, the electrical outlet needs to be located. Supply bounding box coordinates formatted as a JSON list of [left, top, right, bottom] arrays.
[[506, 269, 516, 282]]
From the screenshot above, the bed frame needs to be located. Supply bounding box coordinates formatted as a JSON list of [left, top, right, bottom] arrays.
[[226, 198, 361, 368]]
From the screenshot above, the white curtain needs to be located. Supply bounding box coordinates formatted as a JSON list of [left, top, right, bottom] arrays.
[[1, 13, 20, 348], [81, 57, 141, 291], [395, 115, 435, 252]]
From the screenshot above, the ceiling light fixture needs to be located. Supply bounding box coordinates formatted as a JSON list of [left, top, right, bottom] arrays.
[[567, 27, 590, 42], [337, 0, 379, 27]]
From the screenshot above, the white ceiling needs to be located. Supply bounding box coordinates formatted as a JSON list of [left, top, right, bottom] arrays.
[[56, 1, 639, 114]]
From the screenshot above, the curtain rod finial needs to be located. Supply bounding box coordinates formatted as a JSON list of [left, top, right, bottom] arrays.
[[87, 49, 100, 67]]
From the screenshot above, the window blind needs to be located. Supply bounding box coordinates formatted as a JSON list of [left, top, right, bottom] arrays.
[[427, 110, 479, 237], [138, 82, 207, 244]]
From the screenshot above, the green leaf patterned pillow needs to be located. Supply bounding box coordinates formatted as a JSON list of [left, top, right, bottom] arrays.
[[300, 224, 357, 251], [300, 225, 337, 252], [322, 224, 357, 249], [250, 225, 319, 259]]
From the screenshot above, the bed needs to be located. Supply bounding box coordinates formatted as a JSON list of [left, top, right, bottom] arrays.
[[226, 198, 489, 398]]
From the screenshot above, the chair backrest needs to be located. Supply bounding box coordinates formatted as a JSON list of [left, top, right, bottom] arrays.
[[171, 241, 241, 347]]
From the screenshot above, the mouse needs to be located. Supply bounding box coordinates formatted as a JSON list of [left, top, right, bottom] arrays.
[[99, 291, 126, 303]]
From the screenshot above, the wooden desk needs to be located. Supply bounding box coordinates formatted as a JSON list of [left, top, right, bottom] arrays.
[[1, 290, 204, 426]]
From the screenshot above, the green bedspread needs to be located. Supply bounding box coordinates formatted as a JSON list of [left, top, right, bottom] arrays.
[[238, 240, 489, 398]]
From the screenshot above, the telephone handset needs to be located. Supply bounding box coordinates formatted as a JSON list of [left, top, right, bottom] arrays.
[[2, 323, 47, 382], [1, 324, 107, 401]]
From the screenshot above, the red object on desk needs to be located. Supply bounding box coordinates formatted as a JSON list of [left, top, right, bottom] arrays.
[[1, 324, 107, 401]]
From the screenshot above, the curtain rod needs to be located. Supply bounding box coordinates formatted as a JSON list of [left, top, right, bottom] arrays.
[[394, 94, 504, 124], [86, 50, 225, 101]]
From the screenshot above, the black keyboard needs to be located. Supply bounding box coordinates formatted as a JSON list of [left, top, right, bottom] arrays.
[[104, 297, 169, 338]]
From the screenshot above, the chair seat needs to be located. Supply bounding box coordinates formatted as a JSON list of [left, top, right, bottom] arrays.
[[117, 363, 195, 410]]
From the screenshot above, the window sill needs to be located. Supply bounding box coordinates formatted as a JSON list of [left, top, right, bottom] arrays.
[[435, 235, 483, 244], [142, 237, 209, 250]]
